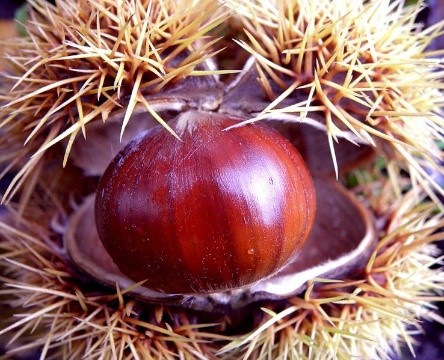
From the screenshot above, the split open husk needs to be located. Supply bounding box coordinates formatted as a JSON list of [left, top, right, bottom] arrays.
[[65, 173, 376, 312], [0, 1, 443, 359]]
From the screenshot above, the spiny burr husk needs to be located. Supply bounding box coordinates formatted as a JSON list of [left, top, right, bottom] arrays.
[[225, 0, 444, 198], [0, 0, 229, 203], [0, 0, 443, 359]]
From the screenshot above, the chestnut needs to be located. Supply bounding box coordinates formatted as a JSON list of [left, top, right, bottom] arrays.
[[95, 111, 316, 294]]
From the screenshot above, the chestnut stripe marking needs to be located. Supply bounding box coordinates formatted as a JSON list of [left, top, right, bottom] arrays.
[[176, 140, 237, 292], [240, 130, 284, 276], [249, 125, 299, 268], [212, 131, 261, 287]]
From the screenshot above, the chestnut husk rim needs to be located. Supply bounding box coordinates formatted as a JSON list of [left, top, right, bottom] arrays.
[[65, 58, 378, 312], [65, 175, 375, 312]]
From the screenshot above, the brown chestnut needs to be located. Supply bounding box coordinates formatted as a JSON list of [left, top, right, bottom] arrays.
[[95, 111, 316, 294]]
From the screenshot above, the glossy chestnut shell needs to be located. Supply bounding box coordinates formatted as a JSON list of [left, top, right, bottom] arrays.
[[95, 111, 316, 294]]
